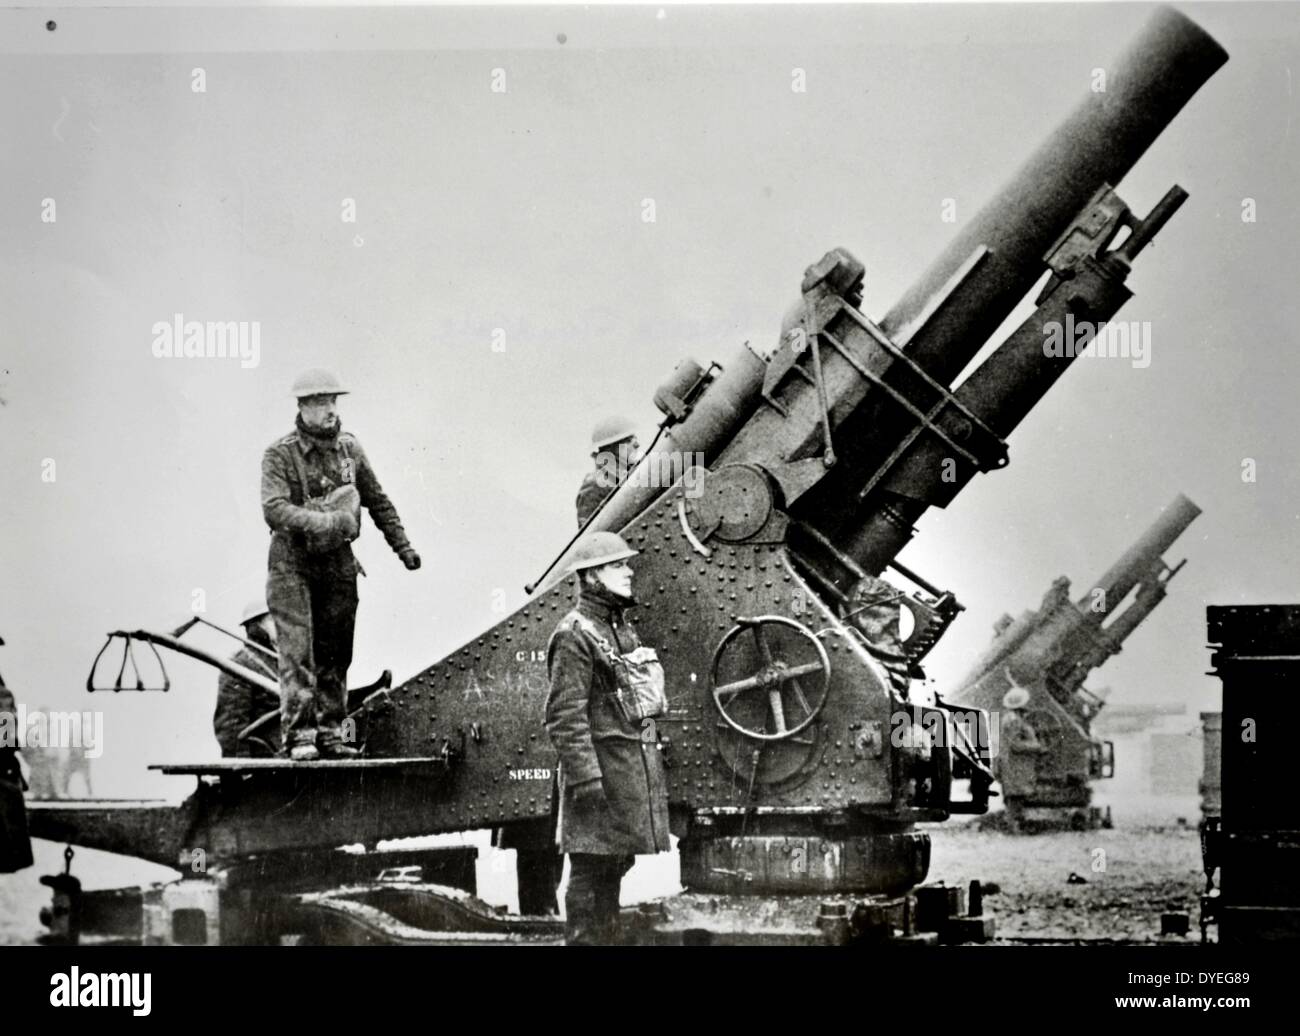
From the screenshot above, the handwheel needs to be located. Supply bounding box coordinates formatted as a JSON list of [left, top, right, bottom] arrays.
[[709, 616, 831, 742]]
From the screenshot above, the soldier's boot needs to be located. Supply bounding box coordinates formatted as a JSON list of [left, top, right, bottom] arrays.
[[516, 847, 563, 916], [289, 744, 319, 762], [564, 853, 611, 946], [319, 742, 359, 760], [597, 855, 633, 944], [563, 891, 603, 946]]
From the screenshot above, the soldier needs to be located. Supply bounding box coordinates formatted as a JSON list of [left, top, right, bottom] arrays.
[[575, 416, 641, 527], [491, 420, 647, 915], [502, 416, 645, 913], [212, 599, 283, 758], [0, 676, 34, 873], [998, 683, 1047, 808], [843, 575, 911, 695], [544, 531, 671, 944], [262, 369, 420, 762]]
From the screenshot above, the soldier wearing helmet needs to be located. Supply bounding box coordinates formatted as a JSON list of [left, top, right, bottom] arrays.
[[212, 600, 282, 758], [262, 369, 421, 761], [998, 680, 1046, 808], [575, 416, 641, 527], [496, 415, 644, 917], [544, 531, 671, 944]]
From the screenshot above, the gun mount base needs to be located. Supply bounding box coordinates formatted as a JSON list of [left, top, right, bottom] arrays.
[[978, 804, 1113, 834], [681, 830, 930, 896]]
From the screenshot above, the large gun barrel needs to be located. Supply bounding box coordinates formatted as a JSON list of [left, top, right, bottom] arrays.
[[882, 6, 1226, 386], [538, 6, 1227, 592]]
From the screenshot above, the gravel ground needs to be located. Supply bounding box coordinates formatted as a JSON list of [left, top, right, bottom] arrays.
[[926, 814, 1208, 943]]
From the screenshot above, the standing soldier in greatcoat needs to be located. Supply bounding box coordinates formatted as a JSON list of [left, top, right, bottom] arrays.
[[262, 369, 421, 761], [544, 531, 671, 945]]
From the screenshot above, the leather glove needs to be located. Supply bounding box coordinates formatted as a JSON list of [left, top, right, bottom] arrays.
[[399, 548, 421, 571], [572, 778, 605, 810]]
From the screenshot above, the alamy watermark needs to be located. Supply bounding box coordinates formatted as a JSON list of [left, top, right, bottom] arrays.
[[593, 450, 707, 498], [1043, 315, 1151, 369], [150, 313, 261, 368], [0, 706, 103, 758]]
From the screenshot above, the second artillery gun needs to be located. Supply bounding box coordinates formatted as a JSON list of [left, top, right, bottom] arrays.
[[948, 494, 1201, 832], [16, 7, 1225, 944]]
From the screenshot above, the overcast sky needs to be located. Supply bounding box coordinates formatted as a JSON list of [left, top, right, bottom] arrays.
[[1, 2, 1296, 799]]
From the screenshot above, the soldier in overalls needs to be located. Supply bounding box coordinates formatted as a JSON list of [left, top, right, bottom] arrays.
[[261, 369, 420, 761], [544, 531, 671, 944]]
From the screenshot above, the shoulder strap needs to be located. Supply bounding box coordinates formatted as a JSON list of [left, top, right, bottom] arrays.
[[286, 441, 314, 503], [549, 610, 620, 665]]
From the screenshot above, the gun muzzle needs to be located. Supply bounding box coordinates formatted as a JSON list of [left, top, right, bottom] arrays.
[[1082, 493, 1202, 613], [883, 6, 1227, 390]]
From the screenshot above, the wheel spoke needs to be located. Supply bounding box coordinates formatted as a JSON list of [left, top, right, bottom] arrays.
[[782, 661, 825, 681], [788, 676, 813, 717], [752, 626, 775, 664], [767, 689, 788, 734], [715, 674, 764, 703]]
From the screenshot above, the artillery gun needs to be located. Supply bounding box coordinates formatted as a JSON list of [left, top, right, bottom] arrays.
[[11, 7, 1225, 945], [947, 494, 1201, 832]]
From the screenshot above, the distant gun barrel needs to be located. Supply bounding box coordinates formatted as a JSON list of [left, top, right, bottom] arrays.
[[1082, 492, 1202, 618]]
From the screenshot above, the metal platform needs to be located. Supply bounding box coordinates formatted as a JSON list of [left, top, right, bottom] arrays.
[[149, 757, 444, 775]]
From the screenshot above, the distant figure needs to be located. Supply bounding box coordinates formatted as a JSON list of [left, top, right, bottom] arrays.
[[21, 705, 70, 801], [213, 599, 283, 758], [575, 416, 641, 527], [998, 684, 1046, 801], [61, 749, 93, 799], [0, 679, 34, 872], [261, 368, 421, 761]]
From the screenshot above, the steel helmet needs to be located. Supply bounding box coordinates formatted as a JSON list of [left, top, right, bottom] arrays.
[[241, 599, 271, 626], [591, 416, 637, 452], [567, 531, 638, 575], [1002, 686, 1031, 711], [291, 368, 349, 399]]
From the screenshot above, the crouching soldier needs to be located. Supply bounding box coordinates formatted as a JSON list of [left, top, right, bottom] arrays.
[[212, 599, 282, 757], [544, 532, 671, 945]]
